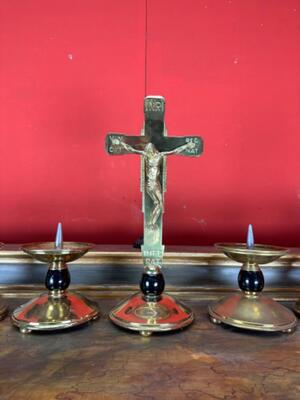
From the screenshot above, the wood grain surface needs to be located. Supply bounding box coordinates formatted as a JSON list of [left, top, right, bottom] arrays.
[[0, 297, 299, 400]]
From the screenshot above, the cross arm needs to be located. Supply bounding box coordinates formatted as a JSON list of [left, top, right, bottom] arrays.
[[105, 133, 147, 155], [160, 136, 203, 157], [161, 141, 195, 156]]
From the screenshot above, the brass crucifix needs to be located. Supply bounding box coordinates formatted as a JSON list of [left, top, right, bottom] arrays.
[[106, 96, 203, 271]]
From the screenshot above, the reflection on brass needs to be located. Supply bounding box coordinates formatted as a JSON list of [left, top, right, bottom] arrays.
[[12, 242, 99, 333], [0, 243, 8, 320], [106, 96, 203, 335], [110, 293, 194, 334], [134, 302, 170, 320], [12, 292, 99, 334], [208, 243, 297, 333]]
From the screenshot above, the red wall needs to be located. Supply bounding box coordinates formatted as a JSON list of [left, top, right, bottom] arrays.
[[1, 0, 300, 246]]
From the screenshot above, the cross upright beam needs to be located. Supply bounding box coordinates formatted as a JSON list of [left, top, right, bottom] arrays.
[[106, 96, 203, 270]]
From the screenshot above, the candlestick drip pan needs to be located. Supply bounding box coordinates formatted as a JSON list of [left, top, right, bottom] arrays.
[[208, 243, 297, 333]]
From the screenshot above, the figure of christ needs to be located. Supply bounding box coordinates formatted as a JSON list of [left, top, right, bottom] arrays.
[[111, 138, 196, 228]]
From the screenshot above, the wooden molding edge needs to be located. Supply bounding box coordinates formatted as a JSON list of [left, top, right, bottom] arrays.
[[1, 245, 300, 267]]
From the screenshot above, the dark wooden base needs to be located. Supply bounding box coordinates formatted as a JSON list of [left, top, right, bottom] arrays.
[[0, 296, 299, 400]]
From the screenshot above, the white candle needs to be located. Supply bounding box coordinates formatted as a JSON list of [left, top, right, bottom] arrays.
[[247, 224, 254, 249], [55, 222, 63, 248]]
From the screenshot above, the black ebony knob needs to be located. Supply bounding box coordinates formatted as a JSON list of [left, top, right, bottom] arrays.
[[140, 272, 165, 300], [45, 268, 70, 292], [238, 269, 264, 293]]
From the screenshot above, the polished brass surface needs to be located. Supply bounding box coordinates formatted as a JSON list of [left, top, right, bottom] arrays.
[[12, 292, 99, 333], [209, 293, 296, 332], [106, 96, 202, 334], [209, 243, 297, 333], [21, 241, 92, 263], [12, 242, 99, 333], [0, 243, 8, 320], [216, 243, 288, 265], [109, 292, 194, 336]]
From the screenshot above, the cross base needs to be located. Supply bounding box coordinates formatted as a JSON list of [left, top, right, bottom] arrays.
[[109, 292, 194, 336]]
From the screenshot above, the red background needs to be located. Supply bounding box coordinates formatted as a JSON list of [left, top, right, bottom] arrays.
[[0, 0, 300, 246]]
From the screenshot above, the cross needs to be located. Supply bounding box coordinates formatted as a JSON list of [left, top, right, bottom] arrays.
[[106, 96, 203, 270]]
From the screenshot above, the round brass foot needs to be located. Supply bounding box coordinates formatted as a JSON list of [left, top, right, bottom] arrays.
[[208, 294, 297, 333], [110, 293, 194, 334], [283, 328, 295, 334], [20, 327, 31, 334], [12, 292, 99, 332], [210, 317, 221, 325], [140, 331, 152, 337]]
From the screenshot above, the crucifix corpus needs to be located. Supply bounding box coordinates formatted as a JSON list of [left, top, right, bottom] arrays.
[[106, 96, 204, 336]]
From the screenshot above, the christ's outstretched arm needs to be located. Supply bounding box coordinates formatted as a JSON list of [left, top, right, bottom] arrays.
[[111, 139, 145, 155], [160, 141, 195, 156]]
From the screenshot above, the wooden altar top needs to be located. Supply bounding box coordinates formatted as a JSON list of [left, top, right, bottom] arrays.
[[0, 297, 299, 400], [0, 246, 299, 399]]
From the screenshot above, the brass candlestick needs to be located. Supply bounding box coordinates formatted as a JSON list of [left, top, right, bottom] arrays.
[[12, 242, 99, 333], [0, 243, 8, 320], [208, 243, 297, 333]]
